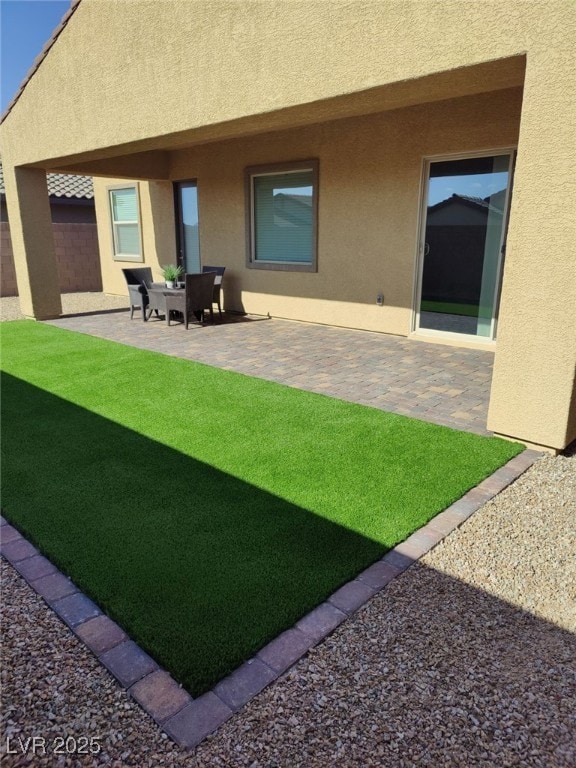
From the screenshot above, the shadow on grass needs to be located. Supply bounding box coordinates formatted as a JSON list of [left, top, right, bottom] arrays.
[[1, 372, 384, 696]]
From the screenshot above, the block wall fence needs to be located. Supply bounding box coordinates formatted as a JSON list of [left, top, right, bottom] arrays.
[[1, 222, 102, 297]]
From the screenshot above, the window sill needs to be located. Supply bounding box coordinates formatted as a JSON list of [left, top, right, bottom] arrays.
[[112, 254, 144, 263], [246, 261, 317, 273]]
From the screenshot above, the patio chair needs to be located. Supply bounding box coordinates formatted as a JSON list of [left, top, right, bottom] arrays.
[[122, 267, 153, 321], [202, 266, 226, 319], [165, 272, 216, 329], [145, 283, 170, 321]]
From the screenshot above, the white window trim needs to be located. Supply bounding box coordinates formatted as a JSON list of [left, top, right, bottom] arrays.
[[411, 147, 516, 344], [108, 183, 144, 262]]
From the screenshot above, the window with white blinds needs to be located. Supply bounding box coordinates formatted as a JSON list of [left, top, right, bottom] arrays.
[[246, 161, 318, 272], [108, 185, 143, 261]]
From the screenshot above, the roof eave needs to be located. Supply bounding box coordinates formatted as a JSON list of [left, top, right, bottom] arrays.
[[0, 0, 83, 125]]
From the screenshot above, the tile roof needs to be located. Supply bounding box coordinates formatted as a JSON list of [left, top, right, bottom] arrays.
[[429, 192, 505, 215], [44, 172, 94, 199], [457, 194, 490, 207], [0, 163, 93, 200]]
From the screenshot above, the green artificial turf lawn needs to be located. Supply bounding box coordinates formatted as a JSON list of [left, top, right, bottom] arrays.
[[1, 321, 523, 695], [421, 300, 480, 318]]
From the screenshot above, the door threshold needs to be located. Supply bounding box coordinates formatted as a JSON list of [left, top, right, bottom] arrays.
[[409, 331, 497, 351]]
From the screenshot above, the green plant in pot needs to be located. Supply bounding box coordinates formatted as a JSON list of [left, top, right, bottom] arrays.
[[161, 264, 184, 289]]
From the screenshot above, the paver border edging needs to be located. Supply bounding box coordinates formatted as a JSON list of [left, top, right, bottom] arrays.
[[0, 448, 542, 749]]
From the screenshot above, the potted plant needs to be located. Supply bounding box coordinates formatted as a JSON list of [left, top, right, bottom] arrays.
[[161, 264, 184, 289]]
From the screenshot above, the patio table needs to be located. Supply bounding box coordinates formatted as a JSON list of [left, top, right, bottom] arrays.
[[145, 283, 182, 320], [146, 276, 222, 322]]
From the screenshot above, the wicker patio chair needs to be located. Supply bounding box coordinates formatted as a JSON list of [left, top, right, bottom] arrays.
[[201, 266, 226, 319], [121, 267, 153, 321]]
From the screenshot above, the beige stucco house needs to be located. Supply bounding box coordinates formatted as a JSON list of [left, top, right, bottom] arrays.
[[1, 0, 575, 452]]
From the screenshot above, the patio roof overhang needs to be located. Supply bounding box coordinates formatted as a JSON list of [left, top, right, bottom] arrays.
[[5, 57, 525, 180]]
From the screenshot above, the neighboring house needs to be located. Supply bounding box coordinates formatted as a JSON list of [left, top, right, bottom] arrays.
[[0, 0, 574, 453], [0, 163, 100, 296], [422, 193, 505, 311]]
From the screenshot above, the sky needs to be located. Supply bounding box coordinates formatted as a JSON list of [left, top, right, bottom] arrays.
[[1, 0, 70, 114]]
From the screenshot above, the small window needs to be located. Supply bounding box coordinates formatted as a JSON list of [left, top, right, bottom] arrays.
[[246, 160, 318, 272], [108, 185, 143, 261]]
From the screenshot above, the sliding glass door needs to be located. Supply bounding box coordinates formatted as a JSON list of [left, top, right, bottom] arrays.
[[416, 152, 514, 339], [175, 181, 200, 273]]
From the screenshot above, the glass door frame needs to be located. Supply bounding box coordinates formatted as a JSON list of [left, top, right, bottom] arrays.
[[173, 179, 201, 274], [412, 148, 516, 344]]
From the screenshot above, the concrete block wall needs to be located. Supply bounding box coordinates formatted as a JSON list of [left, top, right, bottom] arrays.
[[1, 222, 102, 296], [0, 224, 18, 296]]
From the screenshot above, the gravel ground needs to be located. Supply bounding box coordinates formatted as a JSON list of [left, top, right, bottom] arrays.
[[2, 446, 574, 767], [0, 293, 127, 322], [1, 293, 575, 765]]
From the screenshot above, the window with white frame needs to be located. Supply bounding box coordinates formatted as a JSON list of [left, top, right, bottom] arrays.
[[246, 160, 318, 271], [108, 185, 143, 261]]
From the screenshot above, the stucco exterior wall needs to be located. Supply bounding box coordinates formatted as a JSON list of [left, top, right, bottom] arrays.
[[0, 0, 570, 168], [486, 52, 576, 450], [2, 166, 62, 318], [97, 88, 523, 337]]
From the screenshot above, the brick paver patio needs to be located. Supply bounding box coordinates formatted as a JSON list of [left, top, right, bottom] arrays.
[[47, 309, 494, 435]]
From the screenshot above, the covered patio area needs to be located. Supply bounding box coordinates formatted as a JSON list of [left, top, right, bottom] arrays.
[[33, 295, 494, 436]]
